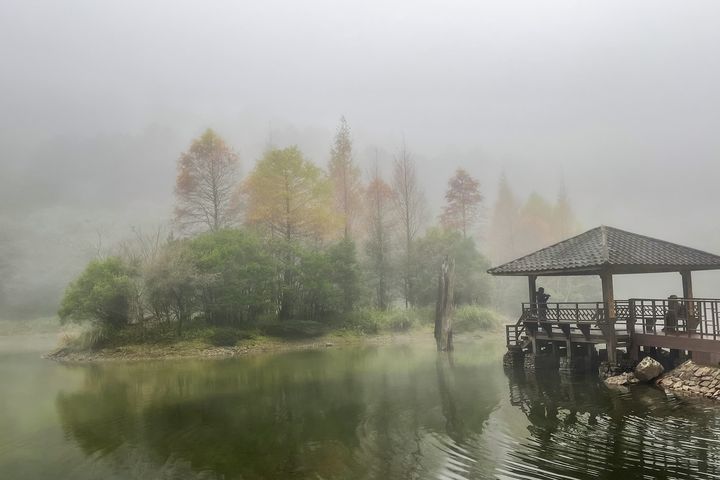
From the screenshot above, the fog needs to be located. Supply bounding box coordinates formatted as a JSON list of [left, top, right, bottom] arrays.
[[2, 0, 720, 317]]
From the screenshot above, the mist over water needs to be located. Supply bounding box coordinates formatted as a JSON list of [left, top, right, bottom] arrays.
[[2, 336, 720, 479], [3, 1, 720, 314]]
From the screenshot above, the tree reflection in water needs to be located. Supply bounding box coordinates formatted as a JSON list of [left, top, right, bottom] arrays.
[[56, 344, 503, 480]]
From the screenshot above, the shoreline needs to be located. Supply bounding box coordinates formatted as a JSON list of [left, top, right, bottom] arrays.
[[43, 328, 448, 363]]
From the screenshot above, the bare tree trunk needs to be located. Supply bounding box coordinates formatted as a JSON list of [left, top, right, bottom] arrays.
[[435, 256, 455, 352]]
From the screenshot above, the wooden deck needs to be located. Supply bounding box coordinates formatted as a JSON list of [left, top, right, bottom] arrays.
[[506, 298, 720, 363]]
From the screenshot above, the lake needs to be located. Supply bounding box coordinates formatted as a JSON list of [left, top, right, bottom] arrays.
[[1, 333, 720, 479]]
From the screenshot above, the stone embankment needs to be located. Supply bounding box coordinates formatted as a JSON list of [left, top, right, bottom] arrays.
[[656, 360, 720, 399], [604, 356, 664, 386]]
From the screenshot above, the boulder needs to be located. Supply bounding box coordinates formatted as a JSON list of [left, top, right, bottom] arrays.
[[635, 356, 664, 382], [605, 372, 640, 386]]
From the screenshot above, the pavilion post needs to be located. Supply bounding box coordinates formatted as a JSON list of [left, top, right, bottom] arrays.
[[681, 270, 696, 330], [601, 271, 617, 364], [681, 271, 693, 299], [528, 275, 537, 305]]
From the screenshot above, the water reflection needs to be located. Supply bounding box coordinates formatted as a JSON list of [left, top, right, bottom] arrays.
[[44, 340, 720, 479], [55, 344, 502, 479], [501, 369, 720, 479]]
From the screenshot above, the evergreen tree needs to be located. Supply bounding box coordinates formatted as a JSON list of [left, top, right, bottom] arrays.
[[328, 117, 362, 239]]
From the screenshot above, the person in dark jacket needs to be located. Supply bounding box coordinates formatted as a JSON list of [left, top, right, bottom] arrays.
[[537, 287, 551, 320]]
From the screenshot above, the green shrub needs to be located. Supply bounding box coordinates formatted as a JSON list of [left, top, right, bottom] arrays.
[[261, 321, 326, 339], [208, 327, 253, 346], [342, 308, 382, 334], [58, 257, 132, 329], [453, 305, 503, 333]]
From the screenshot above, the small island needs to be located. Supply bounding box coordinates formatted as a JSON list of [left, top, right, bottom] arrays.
[[49, 126, 503, 362]]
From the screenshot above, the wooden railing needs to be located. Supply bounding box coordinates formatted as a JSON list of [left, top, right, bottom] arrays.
[[627, 298, 720, 340], [506, 301, 631, 347], [506, 297, 720, 349]]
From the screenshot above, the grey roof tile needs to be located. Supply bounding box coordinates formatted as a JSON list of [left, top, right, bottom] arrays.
[[487, 226, 720, 276]]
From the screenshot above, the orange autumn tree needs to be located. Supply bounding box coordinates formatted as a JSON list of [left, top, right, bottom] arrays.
[[174, 129, 241, 233], [244, 146, 337, 241], [440, 168, 484, 238]]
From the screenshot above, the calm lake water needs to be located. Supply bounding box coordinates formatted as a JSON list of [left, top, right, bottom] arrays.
[[2, 334, 720, 479]]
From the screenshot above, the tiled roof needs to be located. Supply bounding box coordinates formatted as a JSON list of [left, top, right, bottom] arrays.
[[487, 226, 720, 276]]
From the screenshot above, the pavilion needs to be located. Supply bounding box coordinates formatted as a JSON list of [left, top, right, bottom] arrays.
[[489, 226, 720, 368]]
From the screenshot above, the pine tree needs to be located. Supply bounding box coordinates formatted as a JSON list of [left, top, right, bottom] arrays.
[[488, 174, 519, 264], [328, 117, 362, 239]]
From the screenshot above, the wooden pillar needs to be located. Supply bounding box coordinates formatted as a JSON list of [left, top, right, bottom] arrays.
[[528, 275, 537, 304], [601, 271, 617, 364], [681, 271, 693, 299], [681, 270, 695, 330]]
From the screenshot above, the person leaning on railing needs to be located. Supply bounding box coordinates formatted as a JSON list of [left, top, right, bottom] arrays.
[[537, 287, 551, 321], [663, 295, 685, 333]]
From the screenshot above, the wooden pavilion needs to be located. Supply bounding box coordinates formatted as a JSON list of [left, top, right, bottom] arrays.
[[489, 226, 720, 369]]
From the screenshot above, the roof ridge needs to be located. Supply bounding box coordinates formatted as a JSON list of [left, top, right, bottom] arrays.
[[600, 225, 610, 263], [604, 225, 720, 261], [487, 226, 603, 273], [487, 224, 720, 276]]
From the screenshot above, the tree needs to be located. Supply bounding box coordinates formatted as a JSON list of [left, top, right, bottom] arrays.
[[364, 166, 395, 310], [410, 228, 490, 307], [328, 117, 362, 239], [327, 238, 361, 314], [58, 257, 132, 330], [488, 174, 519, 265], [144, 242, 204, 336], [244, 146, 337, 241], [188, 230, 277, 325], [440, 168, 483, 238], [391, 142, 426, 307], [517, 192, 555, 255], [552, 180, 577, 242], [174, 129, 241, 233]]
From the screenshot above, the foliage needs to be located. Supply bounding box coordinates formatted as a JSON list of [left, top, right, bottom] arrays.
[[144, 242, 205, 335], [391, 143, 426, 307], [58, 257, 132, 330], [440, 168, 483, 238], [364, 169, 395, 310], [453, 305, 504, 333], [209, 327, 244, 346], [188, 229, 277, 325], [410, 228, 491, 307], [174, 129, 241, 233], [261, 320, 327, 338], [244, 146, 338, 241], [328, 117, 363, 238], [343, 307, 433, 334]]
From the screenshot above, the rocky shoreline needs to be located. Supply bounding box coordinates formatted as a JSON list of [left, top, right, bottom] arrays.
[[656, 360, 720, 399]]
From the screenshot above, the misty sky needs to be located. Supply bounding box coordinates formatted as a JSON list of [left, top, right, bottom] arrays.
[[2, 0, 720, 315]]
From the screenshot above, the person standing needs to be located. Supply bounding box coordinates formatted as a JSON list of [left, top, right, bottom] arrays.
[[537, 287, 551, 321]]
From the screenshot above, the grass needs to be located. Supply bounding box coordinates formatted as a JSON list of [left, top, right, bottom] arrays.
[[452, 305, 504, 333], [56, 304, 503, 353]]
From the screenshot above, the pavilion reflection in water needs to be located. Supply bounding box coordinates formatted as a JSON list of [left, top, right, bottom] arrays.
[[502, 368, 720, 479]]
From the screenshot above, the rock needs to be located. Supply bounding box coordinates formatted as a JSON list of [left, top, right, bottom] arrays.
[[605, 372, 639, 386], [635, 356, 664, 382]]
